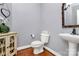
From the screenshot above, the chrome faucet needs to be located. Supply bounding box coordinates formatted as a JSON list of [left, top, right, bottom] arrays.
[[72, 28, 76, 35]]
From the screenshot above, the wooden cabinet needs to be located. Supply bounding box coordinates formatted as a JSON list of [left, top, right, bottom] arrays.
[[0, 32, 17, 56]]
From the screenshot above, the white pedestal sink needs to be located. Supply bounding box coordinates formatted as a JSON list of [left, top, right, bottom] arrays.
[[59, 33, 79, 56]]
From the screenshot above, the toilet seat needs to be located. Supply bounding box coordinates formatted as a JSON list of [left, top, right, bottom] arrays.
[[31, 41, 44, 54], [31, 41, 44, 47]]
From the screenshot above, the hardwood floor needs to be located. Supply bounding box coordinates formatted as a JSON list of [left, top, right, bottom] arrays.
[[16, 48, 55, 56]]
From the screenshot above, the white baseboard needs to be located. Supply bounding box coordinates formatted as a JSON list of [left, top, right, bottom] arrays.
[[17, 45, 61, 56], [44, 46, 61, 56], [17, 45, 31, 50]]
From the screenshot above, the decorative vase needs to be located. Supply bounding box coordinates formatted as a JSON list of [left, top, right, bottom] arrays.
[[0, 23, 10, 33]]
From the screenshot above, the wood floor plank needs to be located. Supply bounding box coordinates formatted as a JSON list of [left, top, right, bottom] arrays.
[[16, 48, 55, 56]]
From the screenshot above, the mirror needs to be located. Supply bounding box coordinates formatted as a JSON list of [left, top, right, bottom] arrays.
[[1, 8, 10, 18], [62, 3, 79, 28]]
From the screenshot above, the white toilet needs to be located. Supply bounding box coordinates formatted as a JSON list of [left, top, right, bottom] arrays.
[[31, 31, 50, 54]]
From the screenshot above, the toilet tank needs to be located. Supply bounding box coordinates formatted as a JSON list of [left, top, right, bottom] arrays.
[[40, 31, 50, 43]]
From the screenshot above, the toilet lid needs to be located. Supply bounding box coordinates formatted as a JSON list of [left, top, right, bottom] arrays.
[[31, 41, 43, 45]]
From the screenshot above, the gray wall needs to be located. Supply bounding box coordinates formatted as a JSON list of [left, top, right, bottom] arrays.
[[40, 3, 73, 56], [11, 3, 77, 56], [11, 3, 41, 47]]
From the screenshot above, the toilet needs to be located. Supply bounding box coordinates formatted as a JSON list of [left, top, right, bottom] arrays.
[[31, 31, 50, 54]]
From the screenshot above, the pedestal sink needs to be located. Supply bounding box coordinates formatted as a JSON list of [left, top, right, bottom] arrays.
[[59, 33, 79, 56]]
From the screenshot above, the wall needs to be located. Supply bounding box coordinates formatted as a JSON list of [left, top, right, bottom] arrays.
[[11, 3, 76, 56], [40, 3, 73, 56], [11, 3, 41, 47]]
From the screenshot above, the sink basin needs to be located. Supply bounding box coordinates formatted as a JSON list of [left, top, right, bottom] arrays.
[[59, 33, 79, 43]]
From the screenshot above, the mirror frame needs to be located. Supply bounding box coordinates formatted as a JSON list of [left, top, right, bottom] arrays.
[[62, 3, 79, 28]]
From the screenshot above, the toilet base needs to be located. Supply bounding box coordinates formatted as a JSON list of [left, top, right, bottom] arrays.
[[33, 47, 44, 54]]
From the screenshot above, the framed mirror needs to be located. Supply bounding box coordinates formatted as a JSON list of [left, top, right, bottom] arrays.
[[62, 3, 79, 28]]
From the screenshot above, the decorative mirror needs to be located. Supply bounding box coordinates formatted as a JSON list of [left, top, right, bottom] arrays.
[[62, 3, 79, 28], [1, 8, 10, 18]]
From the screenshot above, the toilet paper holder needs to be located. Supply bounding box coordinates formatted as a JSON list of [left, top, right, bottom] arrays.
[[30, 34, 35, 39]]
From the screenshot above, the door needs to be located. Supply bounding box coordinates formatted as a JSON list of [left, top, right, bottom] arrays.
[[0, 36, 6, 56], [6, 34, 17, 56]]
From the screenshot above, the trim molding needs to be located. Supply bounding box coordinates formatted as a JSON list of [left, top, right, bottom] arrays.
[[17, 45, 61, 56], [17, 45, 31, 50], [44, 46, 61, 56]]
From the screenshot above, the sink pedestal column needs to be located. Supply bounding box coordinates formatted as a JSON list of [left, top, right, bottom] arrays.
[[69, 42, 78, 56]]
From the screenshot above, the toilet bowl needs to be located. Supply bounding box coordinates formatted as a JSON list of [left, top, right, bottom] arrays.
[[31, 41, 44, 54], [31, 31, 50, 54]]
